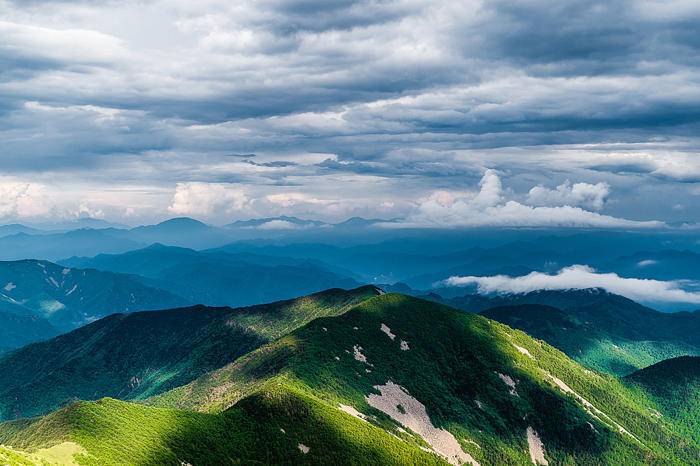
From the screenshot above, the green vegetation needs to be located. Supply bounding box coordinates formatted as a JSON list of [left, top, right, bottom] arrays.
[[0, 388, 443, 465], [2, 293, 698, 464], [0, 286, 380, 420], [465, 290, 700, 375], [155, 294, 698, 464], [0, 445, 38, 465], [625, 356, 700, 446]]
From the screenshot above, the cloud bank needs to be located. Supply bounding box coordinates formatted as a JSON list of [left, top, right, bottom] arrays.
[[399, 170, 663, 229], [443, 265, 700, 304]]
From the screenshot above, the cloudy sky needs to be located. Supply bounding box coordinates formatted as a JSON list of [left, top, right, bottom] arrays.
[[1, 0, 699, 226]]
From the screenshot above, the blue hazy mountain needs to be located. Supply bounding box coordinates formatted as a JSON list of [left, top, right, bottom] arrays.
[[121, 217, 232, 249], [0, 224, 43, 238], [27, 217, 129, 231], [213, 229, 700, 286], [3, 220, 700, 294], [400, 236, 700, 289], [0, 312, 59, 354], [62, 243, 360, 308], [0, 218, 232, 261], [0, 216, 390, 260], [0, 229, 142, 261], [225, 216, 396, 230], [0, 259, 189, 333]]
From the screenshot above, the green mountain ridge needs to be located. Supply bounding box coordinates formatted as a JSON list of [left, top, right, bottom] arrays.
[[1, 294, 696, 465], [0, 286, 380, 421], [430, 289, 700, 375]]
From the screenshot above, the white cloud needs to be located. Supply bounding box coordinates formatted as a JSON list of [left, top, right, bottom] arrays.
[[527, 180, 610, 210], [257, 220, 300, 230], [398, 170, 663, 229], [442, 265, 700, 304], [0, 20, 128, 65], [473, 169, 503, 208], [73, 203, 105, 220], [264, 192, 333, 207], [586, 151, 700, 183], [0, 180, 51, 218], [168, 182, 249, 218]]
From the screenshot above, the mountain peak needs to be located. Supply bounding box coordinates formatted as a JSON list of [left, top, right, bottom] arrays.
[[156, 217, 209, 228]]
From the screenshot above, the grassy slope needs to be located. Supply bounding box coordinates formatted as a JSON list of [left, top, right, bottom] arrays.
[[0, 391, 443, 466], [0, 286, 380, 421], [0, 446, 37, 465], [2, 294, 697, 465], [154, 294, 695, 465]]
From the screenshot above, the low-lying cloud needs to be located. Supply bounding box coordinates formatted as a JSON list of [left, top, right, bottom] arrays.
[[443, 265, 700, 304]]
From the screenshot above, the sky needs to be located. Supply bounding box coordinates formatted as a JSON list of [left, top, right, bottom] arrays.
[[1, 0, 699, 226]]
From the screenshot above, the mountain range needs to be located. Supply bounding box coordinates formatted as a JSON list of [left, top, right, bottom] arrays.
[[0, 286, 380, 420], [0, 216, 397, 261], [62, 243, 360, 308], [0, 312, 58, 355], [0, 292, 697, 464], [624, 355, 700, 444], [0, 224, 700, 464], [0, 259, 187, 336]]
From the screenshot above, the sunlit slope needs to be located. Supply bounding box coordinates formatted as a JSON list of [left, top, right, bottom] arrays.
[[155, 294, 694, 465], [1, 294, 695, 465], [0, 391, 443, 466], [0, 286, 380, 421]]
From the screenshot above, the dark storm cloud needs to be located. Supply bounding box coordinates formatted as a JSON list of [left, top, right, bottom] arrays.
[[466, 0, 700, 76], [472, 1, 640, 69], [246, 160, 298, 167], [263, 0, 417, 33]]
